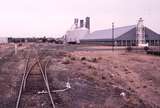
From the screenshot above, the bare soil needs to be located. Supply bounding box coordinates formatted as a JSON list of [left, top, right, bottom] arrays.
[[0, 43, 160, 108]]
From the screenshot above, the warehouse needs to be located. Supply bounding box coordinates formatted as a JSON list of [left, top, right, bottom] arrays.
[[0, 37, 8, 43], [81, 18, 160, 46]]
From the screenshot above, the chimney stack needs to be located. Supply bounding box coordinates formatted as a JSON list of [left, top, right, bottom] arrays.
[[80, 20, 84, 28], [74, 18, 78, 28], [85, 17, 90, 31]]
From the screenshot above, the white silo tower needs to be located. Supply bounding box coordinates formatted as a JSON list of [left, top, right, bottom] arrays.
[[136, 18, 146, 46], [64, 18, 89, 44]]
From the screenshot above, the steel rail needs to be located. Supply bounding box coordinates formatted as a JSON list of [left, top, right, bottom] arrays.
[[23, 61, 38, 90], [16, 53, 56, 108], [37, 57, 56, 108], [44, 59, 50, 83], [16, 57, 30, 108]]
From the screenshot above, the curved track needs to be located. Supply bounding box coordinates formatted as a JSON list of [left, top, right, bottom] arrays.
[[15, 54, 56, 108]]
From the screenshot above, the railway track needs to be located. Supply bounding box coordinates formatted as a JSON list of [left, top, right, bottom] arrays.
[[15, 54, 56, 108]]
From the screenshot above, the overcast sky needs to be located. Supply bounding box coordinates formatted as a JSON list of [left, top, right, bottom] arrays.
[[0, 0, 159, 37]]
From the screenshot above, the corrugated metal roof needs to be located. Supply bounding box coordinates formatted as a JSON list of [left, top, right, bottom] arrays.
[[145, 27, 160, 40], [82, 25, 136, 40]]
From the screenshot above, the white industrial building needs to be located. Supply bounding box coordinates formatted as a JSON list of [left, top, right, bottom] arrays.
[[0, 37, 8, 43], [64, 17, 90, 44], [64, 17, 160, 46], [80, 18, 160, 46]]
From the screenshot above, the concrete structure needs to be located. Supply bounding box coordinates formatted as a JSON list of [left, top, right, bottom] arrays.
[[136, 18, 148, 46], [65, 28, 89, 44], [74, 18, 79, 29], [80, 20, 84, 28], [81, 18, 160, 46], [64, 17, 90, 44], [85, 17, 90, 32], [0, 37, 8, 43]]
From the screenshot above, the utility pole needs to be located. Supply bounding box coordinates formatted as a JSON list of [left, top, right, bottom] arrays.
[[112, 22, 115, 51]]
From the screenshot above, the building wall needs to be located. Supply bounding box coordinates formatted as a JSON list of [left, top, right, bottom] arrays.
[[145, 27, 160, 46], [0, 37, 8, 43], [115, 28, 137, 46], [65, 28, 89, 44], [80, 27, 160, 46], [115, 27, 160, 46], [80, 39, 113, 45]]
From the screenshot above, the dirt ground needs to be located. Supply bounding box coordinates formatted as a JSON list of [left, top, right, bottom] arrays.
[[0, 43, 160, 108]]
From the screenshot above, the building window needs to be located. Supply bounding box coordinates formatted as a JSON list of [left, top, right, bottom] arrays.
[[151, 40, 154, 46], [123, 40, 126, 46], [127, 40, 130, 46], [155, 40, 158, 46]]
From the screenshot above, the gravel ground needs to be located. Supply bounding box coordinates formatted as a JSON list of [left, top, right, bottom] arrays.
[[0, 43, 159, 108]]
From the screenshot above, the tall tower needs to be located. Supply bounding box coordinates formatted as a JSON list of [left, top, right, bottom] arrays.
[[136, 18, 145, 45], [74, 18, 79, 28], [85, 17, 90, 32], [80, 20, 84, 28]]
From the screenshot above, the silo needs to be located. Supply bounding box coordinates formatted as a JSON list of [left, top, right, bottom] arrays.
[[65, 28, 89, 44], [85, 17, 90, 31], [136, 18, 145, 46], [80, 20, 84, 28], [74, 18, 79, 28]]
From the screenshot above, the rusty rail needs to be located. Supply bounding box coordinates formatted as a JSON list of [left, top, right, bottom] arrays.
[[37, 57, 56, 108], [23, 61, 38, 90], [16, 55, 56, 108], [16, 56, 30, 108]]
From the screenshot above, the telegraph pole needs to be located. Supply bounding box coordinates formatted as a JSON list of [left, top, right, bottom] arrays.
[[112, 22, 115, 51]]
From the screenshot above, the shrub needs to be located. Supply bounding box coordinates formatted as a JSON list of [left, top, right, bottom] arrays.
[[126, 46, 132, 52], [81, 57, 86, 61], [144, 46, 149, 51]]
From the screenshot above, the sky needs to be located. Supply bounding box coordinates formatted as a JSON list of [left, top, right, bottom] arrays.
[[0, 0, 159, 38]]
